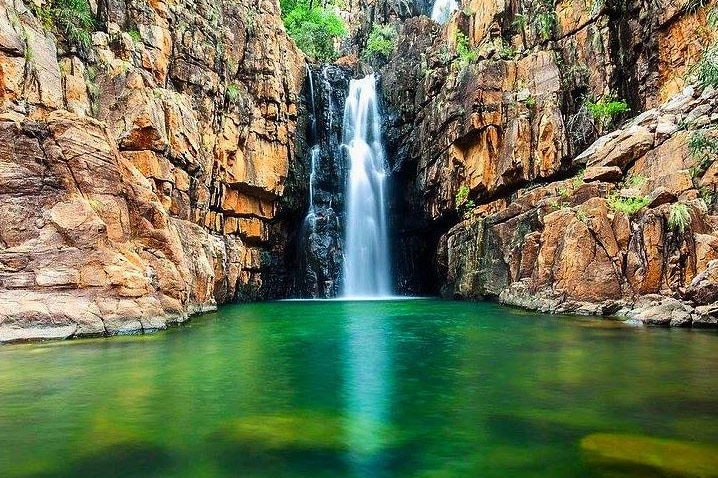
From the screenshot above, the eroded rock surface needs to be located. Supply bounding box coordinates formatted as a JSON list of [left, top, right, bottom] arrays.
[[0, 0, 304, 341], [376, 0, 718, 325]]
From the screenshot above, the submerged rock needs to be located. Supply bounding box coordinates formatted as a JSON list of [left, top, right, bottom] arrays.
[[581, 433, 718, 477]]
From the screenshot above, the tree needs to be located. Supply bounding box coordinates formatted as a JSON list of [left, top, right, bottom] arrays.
[[280, 0, 347, 62]]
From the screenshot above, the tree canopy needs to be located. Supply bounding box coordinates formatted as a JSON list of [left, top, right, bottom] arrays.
[[280, 0, 347, 62]]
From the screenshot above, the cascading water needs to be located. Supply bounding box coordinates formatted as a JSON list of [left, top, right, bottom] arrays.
[[342, 75, 392, 298], [431, 0, 459, 23], [295, 65, 348, 298]]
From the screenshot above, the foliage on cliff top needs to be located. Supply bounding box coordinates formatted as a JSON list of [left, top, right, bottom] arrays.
[[362, 24, 397, 63], [280, 0, 347, 62], [30, 0, 95, 52]]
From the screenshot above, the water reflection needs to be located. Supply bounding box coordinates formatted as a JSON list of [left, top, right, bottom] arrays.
[[1, 300, 718, 478], [343, 303, 394, 476]]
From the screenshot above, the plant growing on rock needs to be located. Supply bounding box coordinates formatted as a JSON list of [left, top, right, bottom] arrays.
[[668, 203, 692, 234], [586, 95, 630, 133], [31, 0, 95, 53], [688, 129, 718, 177], [624, 173, 647, 188], [692, 43, 718, 87], [455, 185, 476, 218], [531, 0, 558, 41], [362, 24, 397, 63], [127, 29, 141, 43], [226, 83, 241, 103], [454, 32, 477, 68], [280, 0, 347, 62], [608, 194, 650, 215]]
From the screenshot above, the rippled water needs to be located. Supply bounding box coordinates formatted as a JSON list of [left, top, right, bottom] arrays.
[[1, 299, 717, 478]]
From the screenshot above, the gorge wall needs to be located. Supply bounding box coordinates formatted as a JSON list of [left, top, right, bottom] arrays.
[[375, 0, 718, 325], [0, 0, 305, 340]]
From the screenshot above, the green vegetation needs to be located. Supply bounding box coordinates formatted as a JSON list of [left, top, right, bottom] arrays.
[[535, 11, 557, 41], [454, 31, 477, 68], [280, 0, 347, 62], [689, 2, 718, 87], [585, 95, 630, 131], [499, 42, 517, 60], [668, 203, 692, 234], [581, 433, 718, 477], [692, 43, 718, 87], [455, 185, 476, 218], [127, 29, 141, 43], [572, 168, 586, 187], [624, 173, 647, 188], [31, 0, 95, 52], [362, 24, 397, 62], [226, 83, 241, 103], [688, 129, 718, 177], [608, 194, 650, 215], [575, 208, 588, 223]]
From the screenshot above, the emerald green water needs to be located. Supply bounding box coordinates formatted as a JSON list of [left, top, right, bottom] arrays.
[[1, 299, 718, 478]]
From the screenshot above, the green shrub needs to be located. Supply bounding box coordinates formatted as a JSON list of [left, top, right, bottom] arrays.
[[362, 24, 397, 62], [668, 203, 692, 233], [688, 129, 718, 177], [535, 11, 557, 41], [624, 173, 647, 188], [455, 185, 476, 218], [668, 202, 691, 234], [226, 83, 240, 103], [585, 96, 630, 131], [280, 0, 346, 62], [692, 43, 718, 88], [127, 29, 141, 43], [608, 194, 650, 215], [31, 0, 95, 52], [454, 32, 477, 68]]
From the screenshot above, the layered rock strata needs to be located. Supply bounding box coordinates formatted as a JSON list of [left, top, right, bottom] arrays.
[[378, 0, 718, 325], [0, 0, 304, 341]]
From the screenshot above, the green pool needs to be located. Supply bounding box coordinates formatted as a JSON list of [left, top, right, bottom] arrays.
[[1, 299, 717, 478]]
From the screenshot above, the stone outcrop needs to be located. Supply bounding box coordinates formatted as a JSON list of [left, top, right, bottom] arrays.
[[0, 0, 304, 341], [436, 86, 718, 326]]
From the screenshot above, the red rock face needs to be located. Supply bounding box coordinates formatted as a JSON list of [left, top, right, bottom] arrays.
[[0, 0, 304, 340], [437, 87, 718, 326], [375, 1, 718, 324]]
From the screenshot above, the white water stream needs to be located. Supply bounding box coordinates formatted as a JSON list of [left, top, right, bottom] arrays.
[[342, 75, 392, 298]]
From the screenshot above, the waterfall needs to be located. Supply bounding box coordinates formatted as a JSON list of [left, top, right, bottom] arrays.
[[296, 65, 347, 298], [431, 0, 459, 23], [305, 64, 319, 226], [342, 75, 392, 298]]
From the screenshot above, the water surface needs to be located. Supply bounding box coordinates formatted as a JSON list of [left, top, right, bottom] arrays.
[[1, 299, 717, 477]]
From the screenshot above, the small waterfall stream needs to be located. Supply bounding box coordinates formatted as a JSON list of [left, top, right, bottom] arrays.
[[431, 0, 459, 23], [342, 75, 392, 298], [296, 65, 349, 298]]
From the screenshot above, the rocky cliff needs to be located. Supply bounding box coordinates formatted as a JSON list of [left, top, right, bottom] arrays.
[[377, 0, 718, 325], [2, 0, 717, 340], [0, 0, 304, 341]]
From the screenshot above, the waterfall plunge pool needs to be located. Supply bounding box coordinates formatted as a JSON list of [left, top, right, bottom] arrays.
[[1, 299, 718, 478]]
